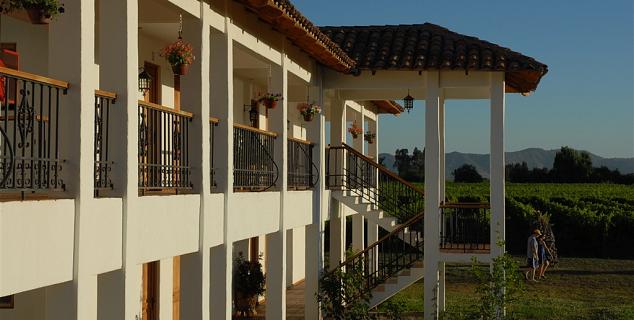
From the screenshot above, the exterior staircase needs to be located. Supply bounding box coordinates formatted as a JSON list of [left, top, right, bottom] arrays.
[[326, 144, 426, 308]]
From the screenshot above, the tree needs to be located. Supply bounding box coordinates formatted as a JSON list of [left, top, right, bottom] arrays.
[[551, 146, 592, 182], [506, 162, 530, 182], [453, 164, 483, 183], [409, 147, 425, 182], [394, 148, 411, 179]]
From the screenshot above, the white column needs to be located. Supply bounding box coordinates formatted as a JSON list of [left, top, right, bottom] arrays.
[[329, 96, 347, 269], [438, 95, 446, 312], [490, 72, 506, 257], [304, 76, 325, 319], [352, 215, 365, 252], [49, 0, 98, 318], [424, 71, 441, 320], [265, 46, 288, 319], [159, 258, 174, 320], [209, 16, 234, 319]]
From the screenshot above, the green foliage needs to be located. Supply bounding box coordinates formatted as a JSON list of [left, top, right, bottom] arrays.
[[382, 299, 405, 320], [394, 148, 424, 182], [1, 0, 64, 16], [233, 252, 265, 297], [466, 246, 525, 320], [317, 251, 372, 320], [552, 146, 593, 183], [453, 164, 484, 183]]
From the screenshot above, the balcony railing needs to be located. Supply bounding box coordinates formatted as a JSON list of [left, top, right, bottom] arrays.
[[440, 202, 491, 253], [0, 67, 67, 194], [233, 124, 278, 192], [287, 137, 317, 190], [210, 117, 219, 192], [94, 90, 116, 196], [138, 101, 192, 194]]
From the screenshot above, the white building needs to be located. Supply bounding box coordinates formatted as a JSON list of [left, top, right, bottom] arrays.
[[0, 0, 546, 319]]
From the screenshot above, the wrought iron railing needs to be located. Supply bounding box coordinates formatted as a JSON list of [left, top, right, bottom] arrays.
[[287, 137, 318, 190], [0, 67, 67, 193], [233, 124, 278, 192], [326, 143, 424, 222], [94, 90, 116, 196], [138, 101, 192, 193], [209, 117, 219, 192], [440, 202, 491, 252], [326, 212, 425, 301]]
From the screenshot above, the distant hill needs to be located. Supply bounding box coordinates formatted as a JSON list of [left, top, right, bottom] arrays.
[[379, 148, 634, 179]]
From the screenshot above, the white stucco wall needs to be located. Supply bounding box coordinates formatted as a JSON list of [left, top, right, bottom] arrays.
[[284, 190, 312, 229], [138, 31, 175, 106], [204, 193, 224, 248], [133, 195, 200, 264], [0, 16, 49, 75], [228, 192, 280, 242], [83, 198, 123, 275], [0, 200, 75, 296]]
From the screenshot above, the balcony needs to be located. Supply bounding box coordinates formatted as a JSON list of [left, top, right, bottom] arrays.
[[0, 67, 67, 199], [440, 202, 491, 253], [287, 137, 317, 190], [233, 124, 278, 192], [94, 90, 116, 197], [138, 101, 192, 195]]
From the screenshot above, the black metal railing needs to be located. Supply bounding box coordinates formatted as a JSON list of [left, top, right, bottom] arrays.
[[138, 101, 192, 193], [233, 124, 278, 191], [440, 202, 491, 252], [327, 212, 425, 301], [287, 138, 318, 190], [0, 67, 66, 193], [94, 90, 115, 196], [326, 143, 424, 222], [210, 117, 219, 192]]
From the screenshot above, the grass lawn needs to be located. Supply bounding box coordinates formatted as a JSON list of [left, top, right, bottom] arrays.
[[379, 257, 634, 320]]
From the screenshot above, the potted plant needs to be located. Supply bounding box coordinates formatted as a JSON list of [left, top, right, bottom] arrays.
[[297, 102, 321, 122], [161, 38, 195, 76], [233, 252, 265, 317], [364, 131, 376, 144], [348, 123, 363, 139], [258, 93, 282, 109], [3, 0, 65, 24]]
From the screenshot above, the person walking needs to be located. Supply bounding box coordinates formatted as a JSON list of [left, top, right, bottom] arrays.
[[538, 234, 553, 279], [525, 229, 541, 282]]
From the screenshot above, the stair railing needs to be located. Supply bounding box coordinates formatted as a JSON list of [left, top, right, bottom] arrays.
[[326, 211, 425, 302], [326, 143, 424, 222]]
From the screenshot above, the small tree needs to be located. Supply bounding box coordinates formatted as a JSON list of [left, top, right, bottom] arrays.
[[453, 164, 484, 183], [317, 251, 372, 319]]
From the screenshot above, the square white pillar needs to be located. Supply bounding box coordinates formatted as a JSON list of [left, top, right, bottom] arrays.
[[424, 71, 442, 320], [490, 72, 506, 257]]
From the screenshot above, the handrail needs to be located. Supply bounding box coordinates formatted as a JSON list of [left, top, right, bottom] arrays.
[[288, 137, 312, 145], [233, 123, 277, 137], [336, 143, 424, 196], [343, 211, 425, 264], [0, 66, 69, 89], [440, 202, 490, 209], [138, 100, 193, 118], [95, 89, 117, 100], [209, 116, 220, 124]]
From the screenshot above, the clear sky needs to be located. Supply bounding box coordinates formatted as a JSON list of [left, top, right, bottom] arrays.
[[292, 0, 634, 158]]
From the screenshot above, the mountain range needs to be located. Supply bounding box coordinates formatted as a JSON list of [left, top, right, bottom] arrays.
[[379, 148, 634, 179]]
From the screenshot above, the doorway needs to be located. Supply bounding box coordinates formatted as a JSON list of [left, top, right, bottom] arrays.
[[142, 261, 160, 320]]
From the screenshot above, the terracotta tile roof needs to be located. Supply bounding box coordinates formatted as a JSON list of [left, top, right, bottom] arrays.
[[320, 23, 548, 93], [234, 0, 355, 72], [371, 100, 404, 115]]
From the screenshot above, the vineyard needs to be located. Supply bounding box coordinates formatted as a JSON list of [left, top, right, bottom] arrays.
[[427, 183, 634, 258]]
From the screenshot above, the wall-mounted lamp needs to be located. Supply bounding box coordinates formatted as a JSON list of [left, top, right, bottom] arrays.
[[403, 89, 414, 113], [138, 68, 152, 93]]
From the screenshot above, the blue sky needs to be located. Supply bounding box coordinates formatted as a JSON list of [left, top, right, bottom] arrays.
[[293, 0, 634, 158]]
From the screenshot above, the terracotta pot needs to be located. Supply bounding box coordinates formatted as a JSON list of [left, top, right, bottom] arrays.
[[351, 133, 359, 139], [234, 292, 258, 316], [366, 138, 375, 144], [26, 8, 52, 24], [172, 64, 190, 76], [263, 98, 277, 109], [303, 113, 314, 122]]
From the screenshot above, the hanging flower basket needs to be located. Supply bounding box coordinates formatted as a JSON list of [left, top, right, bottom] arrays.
[[259, 93, 282, 109], [161, 38, 195, 76], [364, 131, 376, 144], [297, 102, 321, 122], [348, 124, 363, 139], [4, 0, 65, 24]]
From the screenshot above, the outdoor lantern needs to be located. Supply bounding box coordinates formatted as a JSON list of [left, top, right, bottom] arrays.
[[403, 89, 414, 113], [138, 68, 152, 93], [249, 104, 259, 127]]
